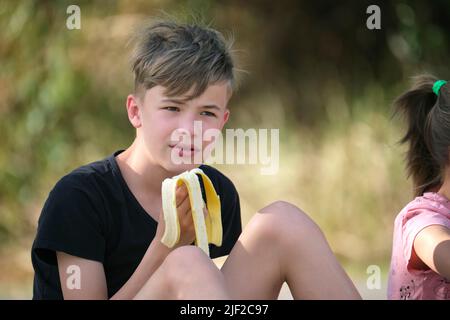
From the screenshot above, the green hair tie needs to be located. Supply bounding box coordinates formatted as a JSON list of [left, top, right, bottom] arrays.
[[432, 80, 447, 96]]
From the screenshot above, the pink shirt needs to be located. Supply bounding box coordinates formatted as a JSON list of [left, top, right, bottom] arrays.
[[388, 192, 450, 300]]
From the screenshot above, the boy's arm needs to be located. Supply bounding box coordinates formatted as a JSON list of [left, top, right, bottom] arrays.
[[57, 237, 171, 300], [413, 225, 450, 279], [110, 238, 172, 300], [57, 251, 108, 299], [57, 184, 196, 300]]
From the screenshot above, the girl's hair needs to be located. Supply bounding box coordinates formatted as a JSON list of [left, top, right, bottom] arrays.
[[394, 75, 450, 197]]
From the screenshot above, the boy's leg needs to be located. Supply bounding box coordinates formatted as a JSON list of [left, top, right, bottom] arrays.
[[134, 246, 229, 299], [221, 201, 361, 299]]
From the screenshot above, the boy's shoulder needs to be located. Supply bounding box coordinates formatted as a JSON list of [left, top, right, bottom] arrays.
[[49, 157, 238, 199], [51, 153, 116, 194]]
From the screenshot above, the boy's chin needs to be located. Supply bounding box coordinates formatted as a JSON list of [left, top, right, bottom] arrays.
[[163, 162, 201, 175]]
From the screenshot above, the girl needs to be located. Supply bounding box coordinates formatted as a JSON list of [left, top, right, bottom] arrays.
[[388, 75, 450, 300]]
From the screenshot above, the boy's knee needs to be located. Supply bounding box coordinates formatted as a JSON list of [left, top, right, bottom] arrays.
[[257, 201, 315, 225], [253, 201, 324, 242], [162, 246, 224, 290], [163, 246, 211, 273], [258, 200, 302, 216]]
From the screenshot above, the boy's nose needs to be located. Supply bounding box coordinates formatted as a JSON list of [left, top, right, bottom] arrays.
[[171, 117, 202, 147], [178, 115, 199, 137], [178, 121, 195, 136]]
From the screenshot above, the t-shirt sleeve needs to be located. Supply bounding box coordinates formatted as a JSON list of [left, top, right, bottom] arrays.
[[32, 174, 106, 265], [402, 209, 450, 270], [212, 181, 242, 258], [200, 166, 242, 259]]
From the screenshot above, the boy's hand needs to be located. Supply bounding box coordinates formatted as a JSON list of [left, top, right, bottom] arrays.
[[155, 183, 208, 249]]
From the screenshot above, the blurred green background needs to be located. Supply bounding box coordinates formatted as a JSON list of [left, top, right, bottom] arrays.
[[1, 0, 449, 299]]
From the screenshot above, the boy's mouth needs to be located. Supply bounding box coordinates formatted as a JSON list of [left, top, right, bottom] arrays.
[[169, 144, 201, 157]]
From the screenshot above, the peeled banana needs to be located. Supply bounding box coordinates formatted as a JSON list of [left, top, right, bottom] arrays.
[[160, 168, 222, 256]]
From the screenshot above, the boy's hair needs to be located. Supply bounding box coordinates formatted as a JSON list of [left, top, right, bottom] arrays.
[[130, 19, 235, 100], [394, 74, 450, 197]]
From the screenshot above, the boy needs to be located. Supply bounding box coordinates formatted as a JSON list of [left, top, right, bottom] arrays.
[[32, 20, 361, 299]]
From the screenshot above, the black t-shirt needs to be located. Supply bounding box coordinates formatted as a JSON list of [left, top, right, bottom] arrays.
[[31, 150, 242, 299]]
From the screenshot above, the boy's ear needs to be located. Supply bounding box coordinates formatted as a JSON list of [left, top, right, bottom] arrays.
[[221, 109, 230, 128], [126, 94, 142, 128]]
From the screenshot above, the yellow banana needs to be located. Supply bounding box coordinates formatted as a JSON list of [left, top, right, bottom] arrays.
[[160, 168, 222, 256]]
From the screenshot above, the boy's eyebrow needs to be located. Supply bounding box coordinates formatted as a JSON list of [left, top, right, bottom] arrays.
[[161, 99, 221, 110], [161, 98, 184, 104], [201, 105, 221, 110]]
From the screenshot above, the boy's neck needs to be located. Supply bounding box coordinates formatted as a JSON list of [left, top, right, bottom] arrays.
[[116, 140, 172, 196]]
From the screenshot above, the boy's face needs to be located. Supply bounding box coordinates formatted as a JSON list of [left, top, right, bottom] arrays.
[[127, 82, 231, 173]]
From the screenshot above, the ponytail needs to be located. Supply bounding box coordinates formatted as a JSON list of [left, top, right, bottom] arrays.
[[394, 75, 450, 197]]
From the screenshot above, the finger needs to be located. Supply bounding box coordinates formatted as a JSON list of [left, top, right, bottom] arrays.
[[157, 210, 164, 224], [175, 183, 188, 206], [180, 209, 193, 224], [179, 209, 193, 228], [177, 196, 192, 217], [203, 207, 208, 218]]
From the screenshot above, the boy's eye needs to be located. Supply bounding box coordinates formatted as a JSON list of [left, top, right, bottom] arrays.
[[200, 111, 217, 117], [164, 106, 180, 112]]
